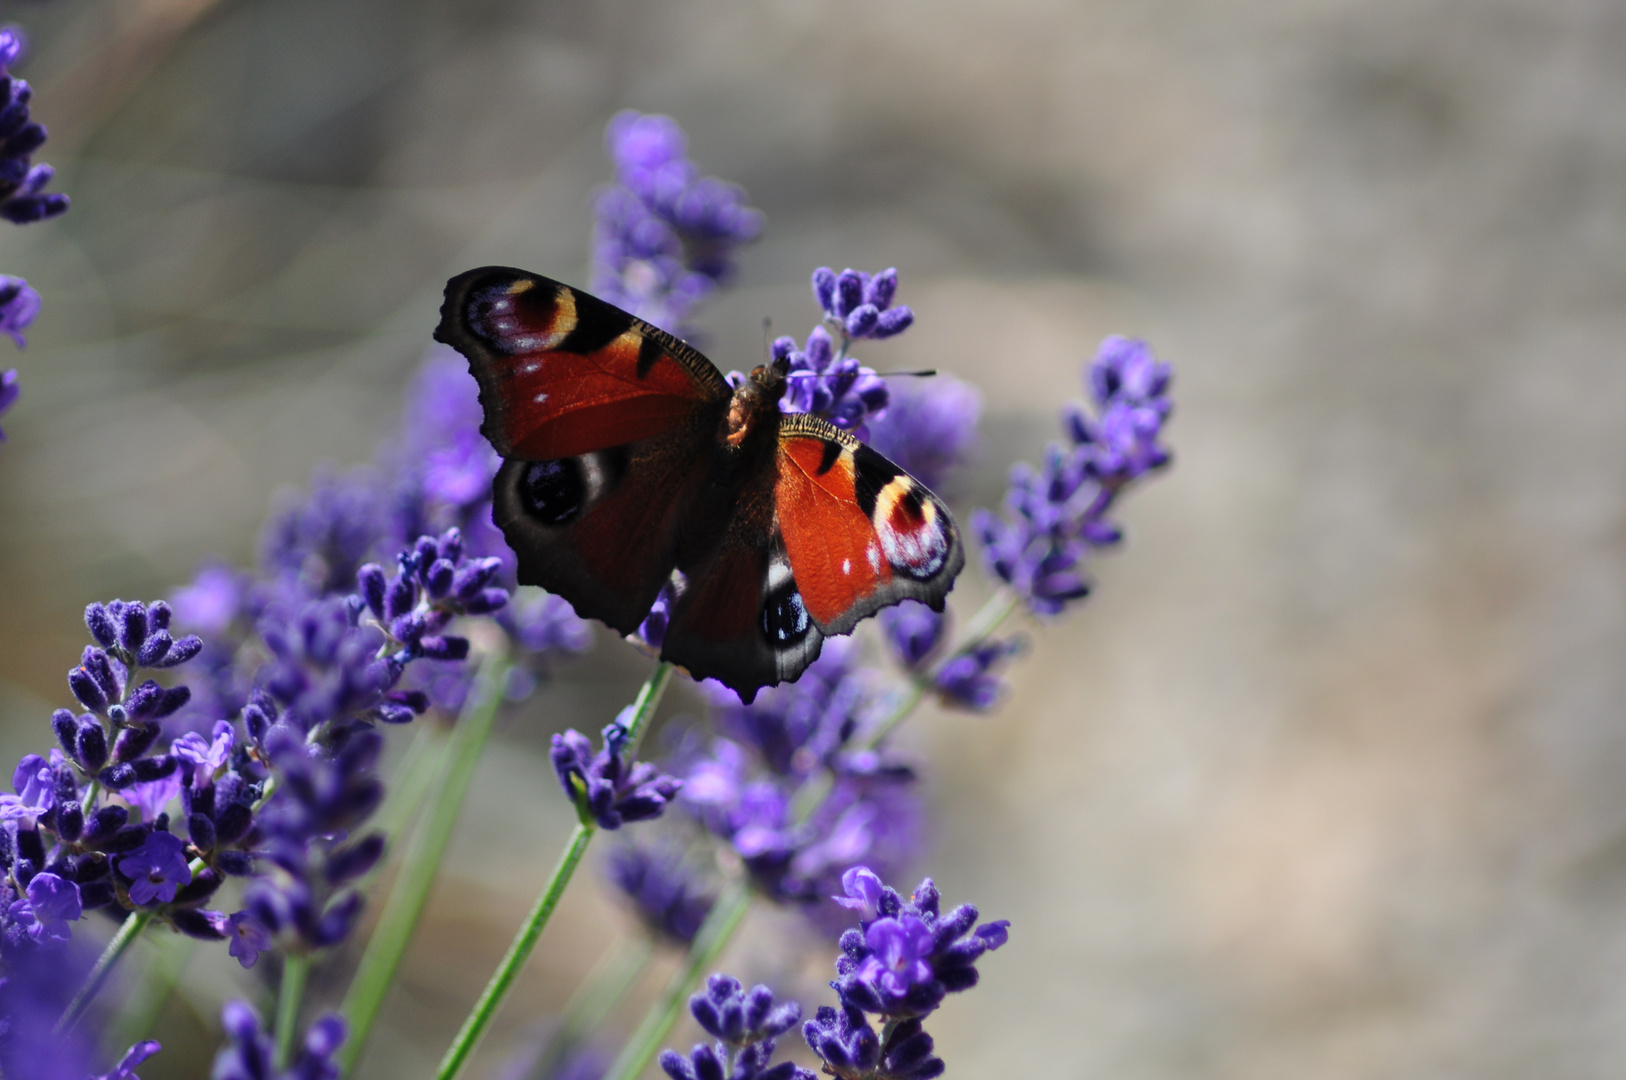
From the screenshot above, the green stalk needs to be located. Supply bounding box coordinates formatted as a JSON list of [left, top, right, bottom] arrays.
[[54, 909, 152, 1035], [601, 879, 751, 1080], [273, 953, 310, 1070], [337, 654, 510, 1076], [530, 935, 654, 1080], [600, 589, 1022, 1078], [435, 662, 674, 1080], [103, 933, 196, 1057]]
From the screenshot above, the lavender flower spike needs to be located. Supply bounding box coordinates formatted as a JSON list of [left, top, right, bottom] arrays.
[[552, 710, 682, 830]]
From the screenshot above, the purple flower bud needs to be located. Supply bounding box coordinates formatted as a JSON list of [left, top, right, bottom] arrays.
[[170, 907, 227, 940], [151, 633, 202, 669], [844, 304, 879, 338], [118, 601, 148, 653], [834, 269, 864, 318], [85, 603, 118, 648], [136, 629, 172, 667]]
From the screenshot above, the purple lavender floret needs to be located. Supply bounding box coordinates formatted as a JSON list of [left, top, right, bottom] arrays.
[[828, 868, 1008, 1021], [0, 31, 69, 228], [117, 830, 191, 906], [877, 601, 945, 672], [930, 637, 1023, 712], [702, 640, 875, 778], [0, 277, 39, 347], [552, 711, 682, 830], [94, 1040, 162, 1080], [591, 111, 763, 336], [6, 872, 81, 943], [802, 1005, 941, 1080], [659, 974, 815, 1080], [0, 367, 18, 441], [972, 335, 1174, 616], [213, 1001, 346, 1080], [605, 841, 714, 946], [225, 910, 272, 969]]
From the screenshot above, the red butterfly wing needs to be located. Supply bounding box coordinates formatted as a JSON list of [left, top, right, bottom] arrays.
[[436, 267, 731, 460], [775, 414, 963, 636], [658, 448, 826, 703]]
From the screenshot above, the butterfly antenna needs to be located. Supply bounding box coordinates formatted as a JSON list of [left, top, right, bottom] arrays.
[[783, 368, 938, 379]]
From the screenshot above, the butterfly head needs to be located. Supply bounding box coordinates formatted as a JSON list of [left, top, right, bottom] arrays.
[[723, 361, 790, 450]]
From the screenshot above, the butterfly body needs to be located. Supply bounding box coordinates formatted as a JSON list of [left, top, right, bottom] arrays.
[[437, 267, 963, 702]]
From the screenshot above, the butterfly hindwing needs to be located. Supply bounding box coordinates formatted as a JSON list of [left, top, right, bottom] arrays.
[[436, 266, 732, 460], [775, 413, 963, 636], [491, 421, 718, 636]]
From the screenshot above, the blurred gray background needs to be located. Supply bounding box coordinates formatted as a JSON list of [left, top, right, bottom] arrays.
[[3, 0, 1626, 1076]]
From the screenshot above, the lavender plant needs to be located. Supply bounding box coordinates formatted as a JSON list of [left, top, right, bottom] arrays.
[[0, 105, 1175, 1080], [0, 28, 69, 450]]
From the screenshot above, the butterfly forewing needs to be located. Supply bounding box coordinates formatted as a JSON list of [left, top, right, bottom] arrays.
[[775, 414, 963, 636], [436, 267, 731, 460]]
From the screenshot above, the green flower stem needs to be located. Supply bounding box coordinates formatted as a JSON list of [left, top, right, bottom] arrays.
[[104, 933, 196, 1057], [436, 661, 674, 1080], [54, 909, 152, 1035], [529, 929, 654, 1079], [337, 651, 511, 1076], [601, 877, 752, 1080], [601, 588, 1023, 1078], [274, 952, 310, 1070]]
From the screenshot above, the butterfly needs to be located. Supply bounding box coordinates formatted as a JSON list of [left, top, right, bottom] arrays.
[[434, 267, 964, 703]]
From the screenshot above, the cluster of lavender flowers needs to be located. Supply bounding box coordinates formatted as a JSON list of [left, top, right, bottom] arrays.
[[0, 28, 70, 446], [0, 343, 591, 1073], [591, 110, 764, 337]]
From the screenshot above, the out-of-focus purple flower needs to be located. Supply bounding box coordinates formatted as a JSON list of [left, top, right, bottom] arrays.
[[552, 713, 682, 830], [119, 830, 192, 905], [170, 563, 247, 635], [396, 349, 500, 514], [261, 466, 389, 599], [878, 601, 946, 671], [703, 639, 874, 779], [972, 336, 1174, 617], [811, 268, 914, 342], [94, 1041, 162, 1080], [866, 375, 981, 495], [775, 327, 891, 438], [121, 772, 182, 823], [0, 277, 38, 348], [634, 579, 677, 653], [660, 974, 814, 1080], [7, 872, 81, 943], [173, 720, 234, 785], [213, 1001, 346, 1080], [0, 947, 100, 1080], [0, 367, 18, 441], [500, 589, 591, 658], [605, 841, 714, 946], [930, 637, 1022, 712], [226, 911, 272, 969], [591, 111, 762, 337]]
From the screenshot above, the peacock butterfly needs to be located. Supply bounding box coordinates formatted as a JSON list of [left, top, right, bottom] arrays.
[[434, 267, 964, 703]]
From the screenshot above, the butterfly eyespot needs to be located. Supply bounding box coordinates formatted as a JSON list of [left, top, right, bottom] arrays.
[[760, 578, 812, 646], [520, 459, 586, 525]]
